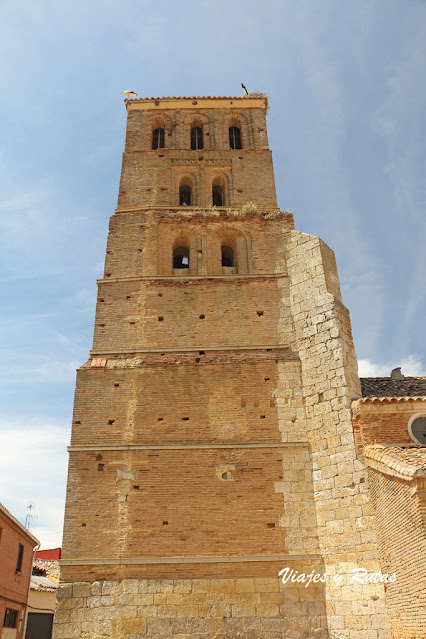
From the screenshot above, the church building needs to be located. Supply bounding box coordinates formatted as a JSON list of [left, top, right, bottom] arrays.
[[53, 94, 425, 639]]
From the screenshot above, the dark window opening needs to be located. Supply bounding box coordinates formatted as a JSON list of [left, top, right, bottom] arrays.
[[16, 544, 24, 572], [152, 128, 165, 150], [212, 185, 224, 207], [229, 126, 242, 149], [173, 246, 190, 269], [221, 246, 235, 267], [191, 126, 203, 150], [98, 464, 104, 471], [3, 609, 18, 628], [179, 186, 192, 206], [163, 521, 168, 525]]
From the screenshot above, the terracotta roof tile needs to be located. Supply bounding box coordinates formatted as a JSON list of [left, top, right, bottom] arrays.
[[30, 574, 58, 592], [364, 444, 426, 480], [360, 377, 426, 398]]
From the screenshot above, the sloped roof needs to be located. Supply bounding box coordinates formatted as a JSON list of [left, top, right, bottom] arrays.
[[360, 377, 426, 399], [33, 558, 60, 580], [364, 444, 426, 480], [30, 574, 58, 592]]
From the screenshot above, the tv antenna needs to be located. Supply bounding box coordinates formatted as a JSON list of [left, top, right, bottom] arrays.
[[25, 502, 37, 529]]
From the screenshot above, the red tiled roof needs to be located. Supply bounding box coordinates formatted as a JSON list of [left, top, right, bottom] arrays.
[[364, 444, 426, 480], [126, 95, 266, 101], [360, 377, 426, 398]]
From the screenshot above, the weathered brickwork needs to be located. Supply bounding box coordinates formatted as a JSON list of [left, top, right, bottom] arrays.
[[54, 96, 394, 638], [352, 399, 425, 454], [353, 399, 426, 637], [367, 469, 426, 638], [118, 97, 277, 210]]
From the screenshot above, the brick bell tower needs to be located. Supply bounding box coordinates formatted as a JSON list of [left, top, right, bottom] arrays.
[[54, 96, 392, 639]]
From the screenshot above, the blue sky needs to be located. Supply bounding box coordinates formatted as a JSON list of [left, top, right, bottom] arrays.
[[1, 0, 425, 547]]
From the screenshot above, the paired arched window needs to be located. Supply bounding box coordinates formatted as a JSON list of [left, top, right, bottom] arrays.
[[152, 128, 165, 150], [191, 126, 203, 150], [179, 186, 192, 206], [221, 246, 235, 267], [173, 246, 190, 269], [229, 126, 242, 150]]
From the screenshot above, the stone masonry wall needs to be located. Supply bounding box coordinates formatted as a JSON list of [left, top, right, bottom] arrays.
[[284, 231, 392, 639], [54, 576, 329, 639]]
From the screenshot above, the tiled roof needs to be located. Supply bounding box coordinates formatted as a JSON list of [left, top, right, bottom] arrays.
[[30, 574, 58, 592], [360, 377, 426, 398], [33, 558, 60, 580], [126, 95, 266, 102], [364, 444, 426, 480]]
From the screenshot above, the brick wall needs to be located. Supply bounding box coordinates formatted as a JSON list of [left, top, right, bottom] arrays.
[[0, 508, 37, 639], [352, 399, 424, 454], [55, 96, 394, 639], [367, 469, 426, 638], [118, 97, 277, 210]]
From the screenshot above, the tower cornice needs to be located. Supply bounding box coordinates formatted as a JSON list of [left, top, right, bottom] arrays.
[[125, 95, 267, 111]]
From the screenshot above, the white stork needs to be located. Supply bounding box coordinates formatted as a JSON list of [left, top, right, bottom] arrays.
[[121, 90, 138, 99]]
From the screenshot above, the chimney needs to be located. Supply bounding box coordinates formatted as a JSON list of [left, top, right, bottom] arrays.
[[391, 367, 404, 379]]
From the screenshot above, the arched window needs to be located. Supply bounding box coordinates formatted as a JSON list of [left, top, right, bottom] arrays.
[[179, 186, 192, 206], [229, 126, 242, 150], [221, 246, 235, 267], [152, 128, 165, 150], [212, 185, 224, 207], [191, 126, 203, 150], [173, 246, 190, 269]]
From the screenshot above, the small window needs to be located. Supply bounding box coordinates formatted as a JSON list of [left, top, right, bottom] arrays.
[[3, 609, 18, 628], [152, 128, 165, 150], [173, 246, 190, 269], [191, 127, 203, 150], [408, 414, 426, 444], [229, 126, 242, 150], [212, 185, 224, 207], [16, 543, 24, 572], [222, 246, 235, 267], [179, 186, 192, 206]]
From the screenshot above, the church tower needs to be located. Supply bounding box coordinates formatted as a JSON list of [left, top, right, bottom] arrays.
[[54, 95, 392, 639]]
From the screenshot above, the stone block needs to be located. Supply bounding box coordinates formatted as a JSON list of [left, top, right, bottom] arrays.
[[73, 582, 91, 598]]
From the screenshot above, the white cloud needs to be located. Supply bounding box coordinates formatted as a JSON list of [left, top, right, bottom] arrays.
[[31, 358, 79, 383], [358, 355, 426, 377], [0, 420, 69, 549]]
